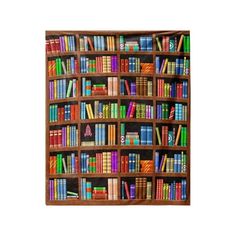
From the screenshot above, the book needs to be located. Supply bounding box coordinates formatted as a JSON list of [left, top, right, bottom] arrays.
[[49, 179, 67, 200], [156, 179, 187, 200], [49, 125, 78, 148]]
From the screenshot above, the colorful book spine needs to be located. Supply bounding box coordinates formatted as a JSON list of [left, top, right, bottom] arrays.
[[156, 179, 187, 200], [140, 36, 153, 51], [49, 153, 78, 174], [49, 104, 78, 122], [140, 126, 153, 145], [46, 35, 76, 54], [49, 125, 78, 148], [157, 79, 188, 98], [49, 79, 77, 100], [48, 57, 78, 77], [49, 179, 67, 200], [80, 56, 118, 73]]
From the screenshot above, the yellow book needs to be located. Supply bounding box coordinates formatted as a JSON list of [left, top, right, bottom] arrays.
[[88, 104, 94, 119], [108, 125, 110, 145], [175, 125, 182, 146], [67, 125, 70, 146], [177, 34, 184, 52], [162, 58, 168, 74], [111, 36, 115, 51], [161, 154, 167, 172], [54, 80, 57, 99], [85, 104, 91, 119], [65, 36, 68, 52], [54, 179, 57, 200]]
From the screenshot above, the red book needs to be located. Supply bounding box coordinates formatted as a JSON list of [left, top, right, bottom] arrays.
[[125, 156, 129, 173], [165, 126, 168, 146], [120, 59, 125, 72], [124, 80, 131, 95], [180, 84, 183, 98], [176, 84, 180, 98], [49, 130, 54, 147], [75, 59, 78, 74], [125, 59, 129, 72], [156, 179, 159, 200], [162, 126, 165, 146], [87, 37, 94, 51], [121, 156, 125, 172], [157, 79, 159, 97], [49, 39, 56, 53], [162, 37, 165, 52], [129, 102, 136, 118], [160, 179, 163, 200], [58, 129, 62, 147], [75, 156, 78, 173], [71, 104, 75, 120], [61, 107, 65, 121], [57, 107, 61, 121], [46, 40, 51, 53], [53, 130, 58, 148], [166, 36, 169, 52], [55, 38, 60, 53], [74, 104, 78, 120], [124, 182, 130, 199]]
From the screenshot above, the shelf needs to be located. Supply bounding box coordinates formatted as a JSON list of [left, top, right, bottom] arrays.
[[80, 145, 119, 150], [49, 147, 78, 152], [120, 96, 154, 100], [80, 118, 118, 123], [155, 52, 190, 57], [47, 199, 189, 205], [120, 118, 153, 123], [156, 97, 188, 103], [46, 51, 77, 57], [48, 174, 78, 178], [155, 146, 188, 150], [80, 173, 118, 178], [49, 97, 78, 104], [48, 74, 79, 80], [49, 120, 79, 126], [80, 73, 118, 77], [155, 120, 188, 125], [155, 74, 190, 79], [79, 51, 118, 55], [120, 72, 154, 77], [80, 96, 118, 101]]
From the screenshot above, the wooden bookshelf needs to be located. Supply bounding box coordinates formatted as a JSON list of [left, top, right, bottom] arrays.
[[46, 30, 190, 205]]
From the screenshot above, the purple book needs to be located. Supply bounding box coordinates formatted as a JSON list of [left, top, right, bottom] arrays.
[[130, 82, 136, 95], [111, 151, 115, 172], [160, 59, 165, 74], [59, 36, 63, 52], [126, 102, 133, 118], [50, 180, 54, 200], [130, 184, 135, 199], [114, 151, 118, 173], [62, 127, 66, 147], [62, 36, 66, 52]]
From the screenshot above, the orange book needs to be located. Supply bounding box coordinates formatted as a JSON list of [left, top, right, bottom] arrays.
[[71, 104, 75, 120], [74, 104, 78, 120], [174, 125, 182, 146], [87, 37, 94, 51], [177, 35, 184, 52]]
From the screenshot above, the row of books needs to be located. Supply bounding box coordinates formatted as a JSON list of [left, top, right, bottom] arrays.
[[49, 125, 78, 148], [120, 123, 153, 145], [156, 57, 190, 75], [120, 57, 140, 73], [119, 36, 153, 51], [121, 154, 141, 173], [93, 124, 116, 146], [49, 179, 79, 200], [156, 179, 187, 200], [156, 125, 187, 146], [48, 57, 78, 76], [46, 35, 76, 54], [81, 77, 118, 96], [81, 101, 118, 120], [81, 178, 118, 200], [155, 151, 187, 173], [120, 102, 154, 119], [156, 35, 190, 52], [80, 56, 118, 73], [49, 79, 77, 100], [156, 103, 187, 121], [49, 104, 78, 122], [120, 77, 152, 96], [49, 153, 78, 174], [157, 79, 188, 98], [79, 36, 116, 51], [80, 151, 118, 173], [121, 178, 152, 199]]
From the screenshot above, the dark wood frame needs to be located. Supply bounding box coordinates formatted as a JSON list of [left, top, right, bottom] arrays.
[[45, 30, 190, 205]]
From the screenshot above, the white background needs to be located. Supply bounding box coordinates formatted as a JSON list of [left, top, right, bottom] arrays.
[[0, 0, 235, 235]]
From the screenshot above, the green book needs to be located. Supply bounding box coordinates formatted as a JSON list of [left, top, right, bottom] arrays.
[[55, 58, 59, 75], [56, 154, 60, 173], [156, 37, 162, 51], [94, 187, 106, 191], [169, 38, 175, 52], [184, 127, 187, 146], [66, 80, 73, 98], [58, 58, 62, 75], [155, 127, 162, 145], [187, 36, 190, 52]]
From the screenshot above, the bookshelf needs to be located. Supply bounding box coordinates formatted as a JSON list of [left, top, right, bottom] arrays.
[[46, 31, 190, 205]]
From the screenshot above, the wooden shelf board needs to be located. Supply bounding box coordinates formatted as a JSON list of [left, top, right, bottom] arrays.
[[49, 97, 78, 104], [48, 74, 78, 80], [155, 74, 190, 79], [46, 51, 77, 57], [49, 120, 79, 126]]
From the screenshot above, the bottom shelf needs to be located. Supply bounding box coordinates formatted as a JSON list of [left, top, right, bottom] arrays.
[[46, 199, 190, 205]]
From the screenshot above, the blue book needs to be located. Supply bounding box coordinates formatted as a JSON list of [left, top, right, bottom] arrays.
[[121, 181, 125, 199], [86, 182, 92, 199], [132, 154, 135, 172], [140, 126, 146, 145], [175, 58, 180, 75], [178, 154, 181, 172], [71, 57, 75, 74], [68, 36, 72, 51], [120, 79, 125, 95], [147, 37, 152, 51], [179, 59, 184, 75], [102, 124, 106, 145], [156, 56, 160, 73], [101, 36, 105, 50], [147, 126, 153, 145], [63, 79, 66, 98], [174, 154, 177, 172], [155, 151, 159, 172]]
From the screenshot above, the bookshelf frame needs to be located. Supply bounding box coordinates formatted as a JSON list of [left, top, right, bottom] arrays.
[[46, 30, 190, 205]]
